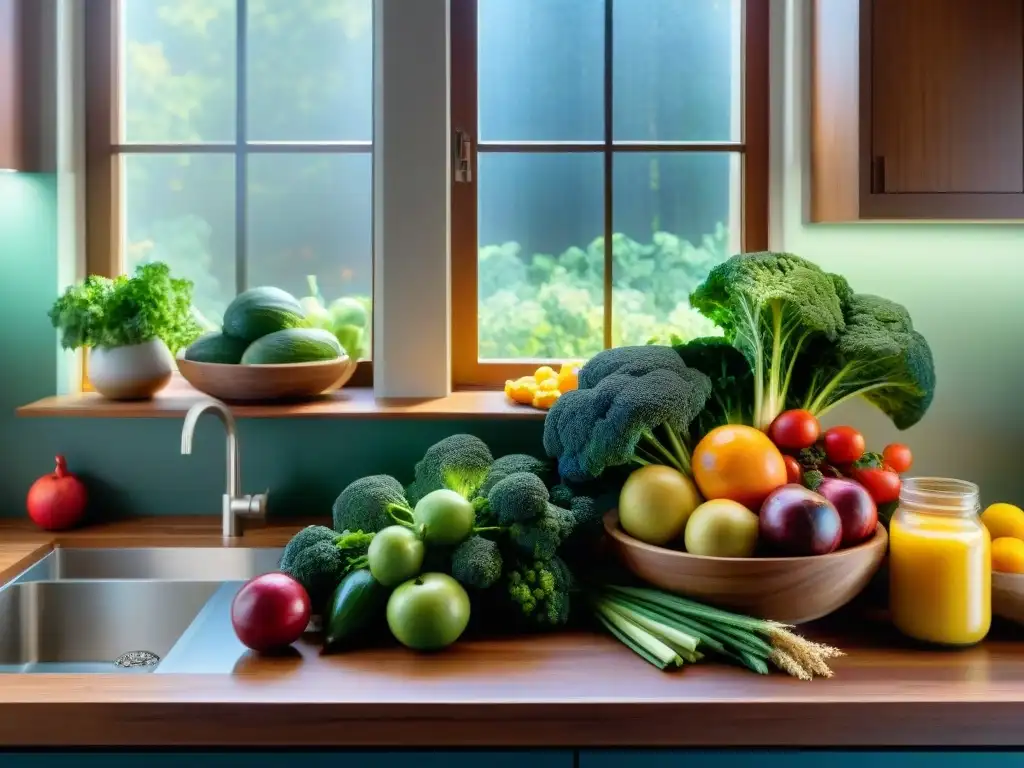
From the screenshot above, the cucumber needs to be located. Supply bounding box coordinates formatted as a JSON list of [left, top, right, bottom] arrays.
[[222, 286, 308, 343], [240, 327, 345, 365], [182, 332, 249, 364], [324, 569, 387, 650]]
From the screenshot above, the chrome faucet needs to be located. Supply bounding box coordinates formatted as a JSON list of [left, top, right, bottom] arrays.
[[181, 398, 268, 538]]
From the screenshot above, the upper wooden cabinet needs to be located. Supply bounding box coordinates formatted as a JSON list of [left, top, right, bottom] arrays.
[[0, 0, 52, 173], [811, 0, 1024, 221]]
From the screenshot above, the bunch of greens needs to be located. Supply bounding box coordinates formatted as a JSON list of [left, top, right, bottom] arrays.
[[314, 434, 602, 630], [48, 262, 201, 354], [542, 252, 936, 484]]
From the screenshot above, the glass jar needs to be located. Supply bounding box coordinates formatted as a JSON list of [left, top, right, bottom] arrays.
[[889, 477, 991, 646]]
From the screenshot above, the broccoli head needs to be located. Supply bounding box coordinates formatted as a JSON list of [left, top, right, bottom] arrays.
[[508, 504, 576, 560], [798, 293, 936, 430], [548, 482, 574, 508], [487, 471, 550, 525], [506, 555, 574, 628], [283, 541, 347, 611], [451, 534, 503, 589], [478, 453, 554, 496], [279, 524, 337, 571], [406, 433, 494, 503], [690, 251, 846, 430], [332, 474, 408, 534], [577, 344, 698, 389], [279, 526, 375, 609], [543, 361, 712, 483]]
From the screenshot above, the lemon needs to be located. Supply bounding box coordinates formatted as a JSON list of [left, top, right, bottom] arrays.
[[980, 502, 1024, 541], [991, 537, 1024, 574]]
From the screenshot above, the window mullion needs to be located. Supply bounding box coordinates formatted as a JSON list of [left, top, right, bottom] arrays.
[[234, 0, 248, 294], [372, 0, 452, 398], [602, 0, 614, 351]]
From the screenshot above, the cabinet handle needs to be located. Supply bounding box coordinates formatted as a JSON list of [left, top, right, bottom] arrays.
[[872, 156, 886, 194]]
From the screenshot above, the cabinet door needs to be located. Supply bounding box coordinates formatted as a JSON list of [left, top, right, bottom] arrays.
[[870, 0, 1024, 195]]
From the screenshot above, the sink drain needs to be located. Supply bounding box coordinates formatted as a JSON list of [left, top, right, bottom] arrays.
[[113, 650, 161, 668]]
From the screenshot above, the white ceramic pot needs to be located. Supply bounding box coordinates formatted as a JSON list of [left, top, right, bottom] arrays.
[[89, 338, 175, 401]]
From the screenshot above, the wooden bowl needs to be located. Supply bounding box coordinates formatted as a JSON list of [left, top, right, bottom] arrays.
[[176, 356, 356, 403], [993, 571, 1024, 625], [603, 509, 889, 624]]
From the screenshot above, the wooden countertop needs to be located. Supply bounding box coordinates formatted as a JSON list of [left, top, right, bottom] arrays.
[[1, 517, 1023, 748]]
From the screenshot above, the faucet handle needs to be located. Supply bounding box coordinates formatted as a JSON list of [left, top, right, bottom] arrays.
[[233, 490, 268, 520]]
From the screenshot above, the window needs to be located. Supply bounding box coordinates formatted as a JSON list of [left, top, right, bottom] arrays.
[[84, 0, 374, 387], [450, 0, 769, 388]]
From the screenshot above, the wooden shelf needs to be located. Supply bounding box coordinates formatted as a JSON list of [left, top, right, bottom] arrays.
[[17, 381, 544, 420]]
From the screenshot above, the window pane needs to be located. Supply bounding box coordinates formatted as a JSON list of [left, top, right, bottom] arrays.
[[122, 154, 237, 328], [477, 152, 604, 361], [611, 152, 739, 347], [478, 0, 604, 142], [247, 153, 373, 360], [121, 0, 237, 143], [247, 0, 373, 142], [613, 0, 741, 142]]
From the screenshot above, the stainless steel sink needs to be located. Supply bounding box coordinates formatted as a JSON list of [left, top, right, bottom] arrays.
[[0, 580, 222, 673], [12, 547, 284, 584]]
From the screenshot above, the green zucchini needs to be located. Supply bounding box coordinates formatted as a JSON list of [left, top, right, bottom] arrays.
[[323, 569, 387, 650]]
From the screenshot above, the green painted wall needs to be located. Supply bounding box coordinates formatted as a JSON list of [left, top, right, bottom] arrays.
[[780, 0, 1024, 507], [0, 173, 543, 521]]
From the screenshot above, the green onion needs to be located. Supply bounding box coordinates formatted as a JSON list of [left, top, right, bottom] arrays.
[[589, 584, 845, 680]]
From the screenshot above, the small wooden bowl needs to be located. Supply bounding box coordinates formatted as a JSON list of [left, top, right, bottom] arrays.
[[176, 356, 356, 403], [993, 571, 1024, 625], [603, 509, 889, 624]]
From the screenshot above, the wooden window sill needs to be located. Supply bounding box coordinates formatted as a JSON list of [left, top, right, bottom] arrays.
[[17, 378, 543, 421]]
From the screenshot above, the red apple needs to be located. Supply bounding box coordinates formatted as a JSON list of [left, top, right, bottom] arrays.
[[231, 572, 311, 653], [759, 484, 842, 556]]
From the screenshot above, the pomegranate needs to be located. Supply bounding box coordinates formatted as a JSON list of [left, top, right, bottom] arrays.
[[26, 455, 88, 531], [231, 572, 311, 653]]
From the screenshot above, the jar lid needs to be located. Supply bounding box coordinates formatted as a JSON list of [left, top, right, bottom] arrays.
[[899, 476, 980, 514]]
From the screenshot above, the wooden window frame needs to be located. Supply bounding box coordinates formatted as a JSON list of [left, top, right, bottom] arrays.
[[82, 0, 373, 390], [450, 0, 770, 390]]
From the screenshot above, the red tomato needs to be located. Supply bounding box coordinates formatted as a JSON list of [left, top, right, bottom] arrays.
[[852, 467, 902, 505], [783, 455, 803, 484], [882, 443, 913, 474], [768, 409, 821, 452], [823, 426, 866, 465]]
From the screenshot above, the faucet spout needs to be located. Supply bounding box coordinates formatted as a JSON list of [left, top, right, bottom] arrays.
[[180, 397, 267, 537], [181, 398, 240, 497]]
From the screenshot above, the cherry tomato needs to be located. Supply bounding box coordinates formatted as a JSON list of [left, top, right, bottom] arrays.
[[823, 426, 866, 465], [783, 455, 803, 484], [768, 409, 821, 452], [882, 443, 913, 474], [852, 467, 901, 505]]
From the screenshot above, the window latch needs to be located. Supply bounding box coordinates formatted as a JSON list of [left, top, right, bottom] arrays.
[[454, 129, 473, 183]]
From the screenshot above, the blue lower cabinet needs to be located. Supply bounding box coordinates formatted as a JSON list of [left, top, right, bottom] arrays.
[[0, 752, 573, 768], [580, 752, 1024, 768]]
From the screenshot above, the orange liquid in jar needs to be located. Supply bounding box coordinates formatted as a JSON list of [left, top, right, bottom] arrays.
[[889, 501, 991, 646]]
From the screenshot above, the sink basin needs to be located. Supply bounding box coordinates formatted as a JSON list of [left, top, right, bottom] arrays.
[[12, 547, 284, 584], [0, 580, 222, 673]]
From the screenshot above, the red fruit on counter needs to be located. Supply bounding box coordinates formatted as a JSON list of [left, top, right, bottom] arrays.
[[823, 426, 866, 465], [759, 484, 843, 557], [811, 476, 878, 548], [26, 455, 87, 531], [231, 572, 311, 653], [768, 409, 821, 452]]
